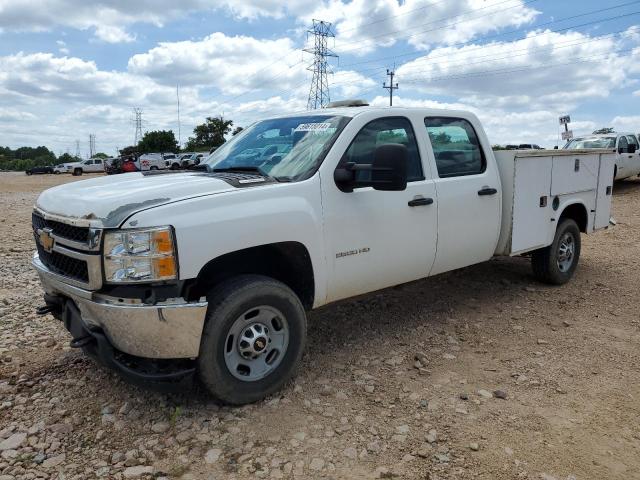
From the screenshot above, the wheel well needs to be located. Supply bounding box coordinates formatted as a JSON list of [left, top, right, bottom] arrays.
[[559, 203, 588, 232], [187, 242, 315, 310]]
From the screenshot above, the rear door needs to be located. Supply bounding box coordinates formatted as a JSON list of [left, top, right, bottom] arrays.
[[424, 116, 502, 275], [92, 159, 103, 172]]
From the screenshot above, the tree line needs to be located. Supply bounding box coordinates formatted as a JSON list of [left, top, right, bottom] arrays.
[[1, 116, 243, 171], [121, 116, 243, 157]]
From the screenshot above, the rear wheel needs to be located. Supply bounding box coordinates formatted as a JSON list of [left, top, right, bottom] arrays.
[[197, 275, 307, 405], [532, 218, 581, 285]]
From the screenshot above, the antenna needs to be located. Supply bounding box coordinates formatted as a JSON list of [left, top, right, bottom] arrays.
[[304, 19, 338, 110]]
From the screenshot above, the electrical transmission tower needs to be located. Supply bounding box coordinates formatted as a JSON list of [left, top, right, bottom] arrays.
[[89, 134, 96, 158], [304, 20, 338, 110], [74, 140, 80, 159], [133, 108, 143, 145], [383, 69, 399, 107]]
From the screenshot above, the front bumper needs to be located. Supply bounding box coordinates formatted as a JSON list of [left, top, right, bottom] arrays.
[[33, 253, 208, 359]]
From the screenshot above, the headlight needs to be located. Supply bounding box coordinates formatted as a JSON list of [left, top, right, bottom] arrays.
[[103, 227, 177, 283]]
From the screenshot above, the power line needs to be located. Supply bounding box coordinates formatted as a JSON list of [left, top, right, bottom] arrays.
[[336, 1, 640, 70], [333, 0, 540, 54], [305, 20, 338, 110]]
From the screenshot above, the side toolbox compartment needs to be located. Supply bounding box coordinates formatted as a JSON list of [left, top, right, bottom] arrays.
[[595, 153, 615, 230], [511, 155, 553, 254]]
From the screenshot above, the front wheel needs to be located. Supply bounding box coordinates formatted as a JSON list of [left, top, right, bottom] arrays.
[[72, 168, 82, 176], [532, 218, 581, 285], [197, 275, 307, 405]]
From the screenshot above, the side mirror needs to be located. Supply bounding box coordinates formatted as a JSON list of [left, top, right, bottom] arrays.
[[370, 144, 408, 191], [334, 144, 409, 192]]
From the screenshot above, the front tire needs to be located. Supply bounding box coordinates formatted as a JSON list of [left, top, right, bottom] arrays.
[[72, 168, 82, 176], [197, 275, 307, 405], [532, 218, 581, 285]]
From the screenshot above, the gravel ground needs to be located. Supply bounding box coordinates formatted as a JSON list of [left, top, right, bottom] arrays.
[[1, 171, 639, 480]]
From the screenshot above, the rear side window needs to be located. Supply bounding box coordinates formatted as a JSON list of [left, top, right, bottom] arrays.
[[626, 135, 638, 149], [424, 117, 486, 178], [342, 117, 424, 184]]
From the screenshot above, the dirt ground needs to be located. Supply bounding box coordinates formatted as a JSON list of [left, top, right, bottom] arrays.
[[0, 171, 639, 480]]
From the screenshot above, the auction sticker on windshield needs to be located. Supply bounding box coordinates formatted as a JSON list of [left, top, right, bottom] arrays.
[[294, 123, 332, 132]]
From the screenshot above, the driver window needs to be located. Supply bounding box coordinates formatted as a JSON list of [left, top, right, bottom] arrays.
[[342, 117, 423, 185]]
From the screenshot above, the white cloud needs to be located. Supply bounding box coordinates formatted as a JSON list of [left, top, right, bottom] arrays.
[[308, 0, 539, 56], [128, 33, 306, 94], [611, 116, 640, 134], [94, 25, 135, 44], [396, 29, 635, 111]]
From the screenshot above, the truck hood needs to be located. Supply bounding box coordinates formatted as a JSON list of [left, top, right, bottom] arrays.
[[36, 171, 237, 228]]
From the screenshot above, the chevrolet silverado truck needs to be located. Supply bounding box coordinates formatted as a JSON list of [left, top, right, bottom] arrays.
[[32, 104, 615, 405]]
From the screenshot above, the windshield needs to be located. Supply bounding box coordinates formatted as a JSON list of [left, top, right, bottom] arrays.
[[204, 115, 350, 181], [564, 136, 616, 149]]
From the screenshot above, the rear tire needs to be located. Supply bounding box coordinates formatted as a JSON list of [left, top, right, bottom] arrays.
[[532, 218, 581, 285], [197, 275, 307, 405]]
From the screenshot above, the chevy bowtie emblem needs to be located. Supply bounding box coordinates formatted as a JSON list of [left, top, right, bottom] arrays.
[[38, 228, 54, 253]]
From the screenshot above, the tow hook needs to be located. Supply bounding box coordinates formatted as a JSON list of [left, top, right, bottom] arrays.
[[35, 305, 58, 315], [69, 335, 95, 349]]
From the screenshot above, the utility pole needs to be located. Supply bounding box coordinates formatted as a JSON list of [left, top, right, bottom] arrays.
[[176, 85, 181, 149], [304, 19, 338, 110], [74, 140, 80, 159], [383, 69, 399, 107], [89, 134, 96, 158], [133, 107, 143, 146]]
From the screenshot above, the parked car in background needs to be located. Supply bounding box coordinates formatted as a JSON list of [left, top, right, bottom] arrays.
[[518, 144, 542, 150], [61, 158, 105, 176], [564, 132, 640, 181], [180, 152, 205, 168], [138, 153, 178, 171], [25, 165, 54, 175], [105, 157, 137, 175], [53, 164, 66, 174]]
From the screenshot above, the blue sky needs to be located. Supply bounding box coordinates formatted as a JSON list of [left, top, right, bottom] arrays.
[[1, 0, 640, 156]]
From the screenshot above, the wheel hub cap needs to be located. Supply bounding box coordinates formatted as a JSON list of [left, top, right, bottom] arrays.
[[224, 306, 289, 382], [557, 232, 575, 272]]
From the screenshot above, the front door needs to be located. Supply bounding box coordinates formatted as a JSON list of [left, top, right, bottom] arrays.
[[423, 116, 502, 275], [321, 116, 438, 303]]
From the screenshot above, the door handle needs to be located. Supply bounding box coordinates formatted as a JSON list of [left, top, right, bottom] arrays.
[[478, 187, 498, 196], [408, 197, 434, 207]]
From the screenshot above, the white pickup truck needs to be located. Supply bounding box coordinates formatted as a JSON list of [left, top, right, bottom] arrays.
[[564, 132, 640, 181], [32, 104, 614, 405]]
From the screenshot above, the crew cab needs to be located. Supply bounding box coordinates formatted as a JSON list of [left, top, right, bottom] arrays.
[[31, 105, 614, 405], [564, 132, 640, 181]]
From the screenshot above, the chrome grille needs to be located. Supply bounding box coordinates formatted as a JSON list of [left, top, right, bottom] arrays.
[[32, 212, 89, 243], [35, 241, 89, 282], [32, 210, 102, 290]]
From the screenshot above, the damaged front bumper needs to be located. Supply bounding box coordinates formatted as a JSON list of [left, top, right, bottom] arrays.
[[32, 253, 208, 361]]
